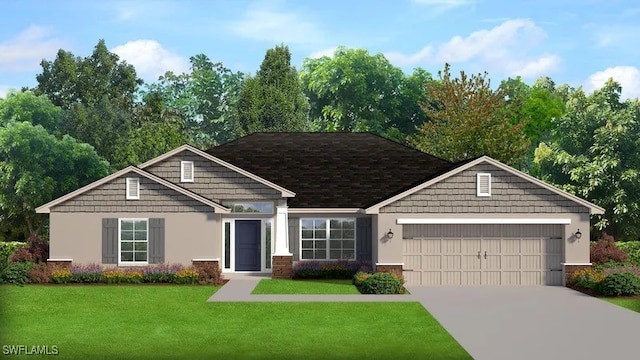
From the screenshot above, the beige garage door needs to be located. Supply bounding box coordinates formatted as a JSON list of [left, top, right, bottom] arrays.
[[402, 224, 563, 286]]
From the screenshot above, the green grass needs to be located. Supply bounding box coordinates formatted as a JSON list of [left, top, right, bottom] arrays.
[[0, 285, 470, 360], [251, 279, 361, 294], [602, 297, 640, 313]]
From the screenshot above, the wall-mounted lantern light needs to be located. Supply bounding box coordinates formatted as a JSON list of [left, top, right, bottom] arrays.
[[575, 229, 582, 239], [386, 229, 394, 239]]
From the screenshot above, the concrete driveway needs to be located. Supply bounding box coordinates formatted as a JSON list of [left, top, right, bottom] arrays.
[[407, 286, 640, 360]]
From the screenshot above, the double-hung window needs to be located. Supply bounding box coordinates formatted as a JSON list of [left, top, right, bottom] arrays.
[[119, 219, 148, 264], [301, 218, 355, 260]]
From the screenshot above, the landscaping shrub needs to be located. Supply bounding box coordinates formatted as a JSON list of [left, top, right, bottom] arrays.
[[28, 262, 55, 284], [174, 269, 199, 284], [0, 241, 27, 274], [597, 273, 640, 296], [590, 233, 628, 265], [600, 264, 640, 278], [8, 235, 49, 264], [50, 268, 72, 284], [358, 272, 404, 294], [70, 263, 103, 283], [616, 241, 640, 265], [568, 268, 604, 290], [102, 269, 143, 284], [140, 264, 183, 283], [293, 261, 373, 279], [352, 271, 371, 287], [1, 261, 34, 285], [193, 262, 223, 285]]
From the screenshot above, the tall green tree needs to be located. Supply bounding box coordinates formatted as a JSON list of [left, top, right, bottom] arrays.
[[0, 91, 62, 134], [143, 54, 244, 147], [534, 80, 640, 240], [235, 45, 310, 135], [300, 47, 431, 141], [35, 39, 141, 110], [410, 64, 529, 165], [0, 122, 109, 238]]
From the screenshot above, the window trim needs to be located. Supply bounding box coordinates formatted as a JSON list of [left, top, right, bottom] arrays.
[[181, 161, 194, 183], [118, 218, 149, 266], [477, 173, 491, 197], [299, 217, 357, 261], [126, 177, 140, 200]]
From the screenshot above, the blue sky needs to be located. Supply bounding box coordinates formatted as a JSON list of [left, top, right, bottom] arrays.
[[1, 0, 639, 99]]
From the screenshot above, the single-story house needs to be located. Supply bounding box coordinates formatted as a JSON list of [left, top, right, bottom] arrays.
[[36, 132, 603, 286]]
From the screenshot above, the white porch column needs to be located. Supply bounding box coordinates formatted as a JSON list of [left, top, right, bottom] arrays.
[[274, 205, 292, 255]]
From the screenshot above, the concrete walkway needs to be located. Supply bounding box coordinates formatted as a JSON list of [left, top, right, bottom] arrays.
[[207, 279, 415, 302]]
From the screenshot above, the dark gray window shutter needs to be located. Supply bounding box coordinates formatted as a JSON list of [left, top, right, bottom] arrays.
[[102, 218, 118, 264], [356, 217, 372, 262], [149, 218, 165, 264], [288, 217, 299, 261]]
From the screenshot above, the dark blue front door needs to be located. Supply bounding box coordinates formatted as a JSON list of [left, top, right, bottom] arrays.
[[235, 220, 261, 271]]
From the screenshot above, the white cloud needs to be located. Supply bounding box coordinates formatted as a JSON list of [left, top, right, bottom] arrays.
[[112, 40, 189, 82], [384, 19, 559, 79], [230, 5, 323, 45], [308, 46, 338, 59], [586, 66, 640, 100], [385, 46, 433, 67], [0, 25, 66, 72]]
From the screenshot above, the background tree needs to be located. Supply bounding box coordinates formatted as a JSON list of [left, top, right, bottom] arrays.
[[410, 64, 530, 165], [0, 91, 62, 135], [0, 121, 109, 239], [144, 54, 244, 147], [234, 45, 310, 136], [35, 39, 141, 110], [300, 47, 431, 141], [534, 79, 640, 240]]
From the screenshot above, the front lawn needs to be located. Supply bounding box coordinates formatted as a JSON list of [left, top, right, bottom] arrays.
[[251, 279, 360, 294], [602, 297, 640, 313], [0, 285, 470, 359]]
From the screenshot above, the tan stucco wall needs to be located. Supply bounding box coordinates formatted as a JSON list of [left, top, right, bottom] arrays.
[[374, 212, 592, 265], [50, 212, 221, 266]]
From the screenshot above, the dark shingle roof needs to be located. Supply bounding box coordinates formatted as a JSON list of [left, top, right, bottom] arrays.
[[207, 132, 454, 208]]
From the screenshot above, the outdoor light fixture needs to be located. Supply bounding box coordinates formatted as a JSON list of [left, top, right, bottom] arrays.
[[575, 229, 582, 239], [386, 229, 394, 239]]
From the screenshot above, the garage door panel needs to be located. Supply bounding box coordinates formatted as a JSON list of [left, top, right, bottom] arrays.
[[503, 255, 521, 269], [462, 239, 481, 252], [463, 255, 481, 269], [423, 255, 441, 269], [423, 239, 440, 253], [444, 271, 462, 285], [404, 271, 421, 286], [522, 255, 541, 270], [442, 255, 461, 269], [484, 255, 501, 270], [404, 255, 421, 270], [503, 271, 520, 285], [483, 271, 501, 285], [442, 239, 461, 253], [462, 271, 481, 285], [404, 239, 422, 253], [522, 271, 542, 285], [402, 224, 564, 286]]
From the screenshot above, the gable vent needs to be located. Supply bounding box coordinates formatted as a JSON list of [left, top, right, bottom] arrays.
[[126, 178, 140, 200], [477, 173, 491, 197], [181, 161, 194, 182]]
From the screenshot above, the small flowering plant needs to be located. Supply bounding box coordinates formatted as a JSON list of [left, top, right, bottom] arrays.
[[50, 268, 72, 284], [174, 268, 199, 284]]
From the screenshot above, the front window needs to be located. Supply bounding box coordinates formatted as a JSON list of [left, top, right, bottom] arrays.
[[120, 219, 148, 264], [223, 202, 274, 213], [301, 218, 355, 260]]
